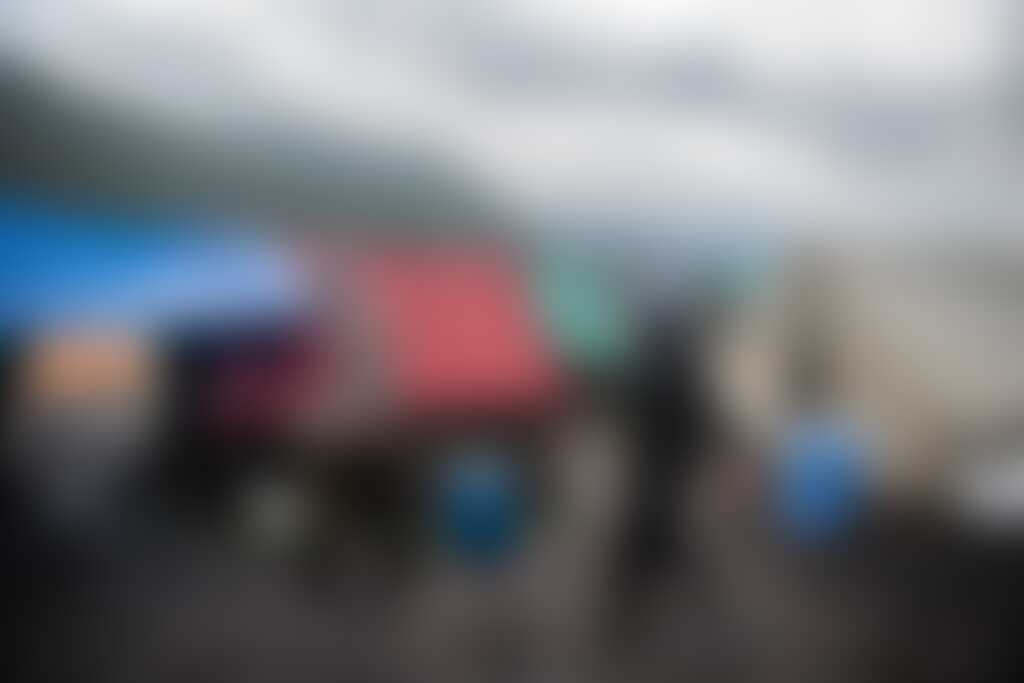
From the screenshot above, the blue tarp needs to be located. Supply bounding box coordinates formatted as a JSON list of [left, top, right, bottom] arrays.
[[0, 200, 308, 338]]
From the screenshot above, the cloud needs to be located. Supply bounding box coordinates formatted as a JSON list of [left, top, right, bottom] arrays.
[[0, 0, 1019, 237]]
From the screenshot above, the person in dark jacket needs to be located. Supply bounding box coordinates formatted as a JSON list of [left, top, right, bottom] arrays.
[[620, 298, 720, 588]]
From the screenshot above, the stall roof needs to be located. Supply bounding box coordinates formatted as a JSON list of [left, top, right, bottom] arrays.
[[348, 245, 561, 417], [530, 249, 633, 374], [0, 200, 309, 338]]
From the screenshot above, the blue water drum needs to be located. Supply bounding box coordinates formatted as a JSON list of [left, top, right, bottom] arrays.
[[774, 416, 870, 545], [436, 446, 526, 569]]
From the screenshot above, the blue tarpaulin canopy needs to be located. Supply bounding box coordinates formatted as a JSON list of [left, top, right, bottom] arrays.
[[0, 200, 308, 339]]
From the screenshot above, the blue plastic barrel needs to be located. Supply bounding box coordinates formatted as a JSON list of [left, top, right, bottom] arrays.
[[774, 415, 869, 544], [436, 446, 526, 569]]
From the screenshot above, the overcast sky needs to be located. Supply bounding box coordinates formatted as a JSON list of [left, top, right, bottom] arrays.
[[1, 0, 1021, 240]]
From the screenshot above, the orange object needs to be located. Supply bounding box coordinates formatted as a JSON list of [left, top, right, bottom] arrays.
[[24, 330, 158, 406]]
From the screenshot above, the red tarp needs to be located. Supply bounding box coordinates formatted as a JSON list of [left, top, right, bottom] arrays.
[[348, 245, 561, 418]]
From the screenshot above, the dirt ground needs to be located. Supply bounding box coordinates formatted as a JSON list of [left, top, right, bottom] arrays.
[[7, 450, 1024, 683]]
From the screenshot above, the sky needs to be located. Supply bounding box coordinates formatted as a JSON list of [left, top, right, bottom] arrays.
[[0, 0, 1020, 241]]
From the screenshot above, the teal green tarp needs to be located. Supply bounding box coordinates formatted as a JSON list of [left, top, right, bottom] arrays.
[[531, 252, 632, 375]]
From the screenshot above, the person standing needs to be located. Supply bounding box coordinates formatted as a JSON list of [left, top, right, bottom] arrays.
[[621, 298, 720, 588]]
